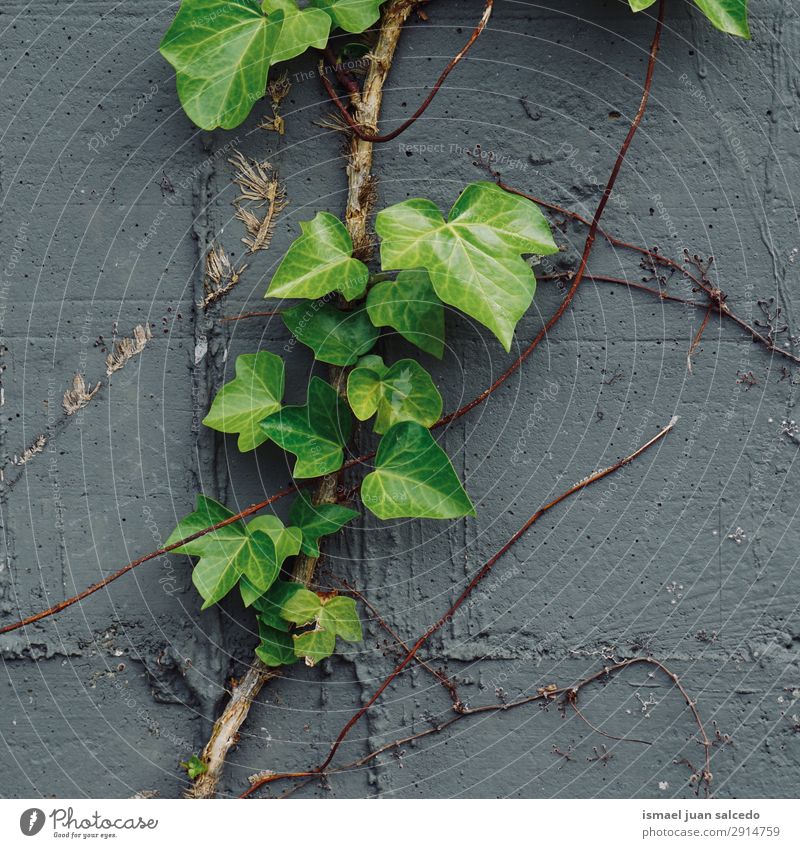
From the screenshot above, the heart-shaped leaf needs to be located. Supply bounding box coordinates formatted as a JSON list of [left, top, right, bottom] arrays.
[[289, 493, 359, 557], [376, 182, 557, 351], [282, 302, 379, 366], [366, 270, 445, 358], [265, 0, 332, 64], [347, 356, 442, 434], [260, 376, 351, 477], [203, 351, 284, 451], [361, 422, 475, 519], [266, 212, 369, 301], [309, 0, 387, 33]]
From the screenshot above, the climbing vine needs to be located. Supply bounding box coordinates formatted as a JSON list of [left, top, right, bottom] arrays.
[[2, 0, 764, 799]]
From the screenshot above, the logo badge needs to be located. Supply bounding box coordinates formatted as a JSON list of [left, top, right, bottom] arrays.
[[20, 809, 46, 836]]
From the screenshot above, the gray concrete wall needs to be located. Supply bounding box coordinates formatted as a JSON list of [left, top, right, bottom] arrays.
[[1, 0, 798, 798]]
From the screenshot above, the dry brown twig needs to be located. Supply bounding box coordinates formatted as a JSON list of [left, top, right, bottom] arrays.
[[201, 245, 247, 309], [229, 150, 287, 253], [105, 324, 152, 376]]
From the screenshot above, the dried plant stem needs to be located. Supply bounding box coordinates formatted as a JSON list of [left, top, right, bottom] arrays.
[[189, 0, 414, 798]]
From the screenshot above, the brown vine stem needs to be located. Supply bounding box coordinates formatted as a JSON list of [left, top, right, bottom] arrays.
[[0, 0, 663, 645], [275, 655, 709, 800], [189, 0, 418, 798], [242, 415, 679, 796], [320, 0, 493, 144]]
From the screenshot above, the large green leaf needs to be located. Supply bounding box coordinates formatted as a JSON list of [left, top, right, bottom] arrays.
[[361, 422, 475, 520], [310, 0, 387, 33], [628, 0, 749, 37], [166, 496, 283, 609], [280, 587, 323, 624], [260, 376, 351, 477], [289, 493, 359, 557], [203, 351, 284, 452], [366, 270, 445, 358], [347, 356, 442, 434], [160, 0, 331, 130], [265, 212, 369, 301], [282, 302, 379, 366], [376, 182, 557, 351]]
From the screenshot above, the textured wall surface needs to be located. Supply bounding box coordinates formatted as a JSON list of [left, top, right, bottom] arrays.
[[1, 0, 799, 799]]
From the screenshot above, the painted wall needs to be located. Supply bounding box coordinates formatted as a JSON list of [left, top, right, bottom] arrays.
[[1, 0, 798, 798]]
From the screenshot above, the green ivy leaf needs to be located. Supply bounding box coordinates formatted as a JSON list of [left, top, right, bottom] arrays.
[[319, 596, 362, 642], [293, 628, 336, 665], [256, 619, 297, 666], [238, 516, 302, 606], [265, 212, 369, 301], [376, 182, 557, 351], [289, 493, 359, 557], [260, 376, 351, 477], [253, 578, 305, 629], [282, 302, 379, 366], [180, 754, 208, 779], [264, 0, 332, 64], [361, 422, 475, 520], [160, 0, 333, 130], [309, 0, 387, 33], [366, 270, 445, 358], [280, 587, 323, 624], [628, 0, 749, 37], [166, 496, 284, 608], [202, 352, 284, 452], [347, 356, 442, 434]]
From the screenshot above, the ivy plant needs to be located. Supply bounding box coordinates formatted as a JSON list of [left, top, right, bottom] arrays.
[[169, 181, 555, 666], [160, 0, 390, 129], [629, 0, 749, 38]]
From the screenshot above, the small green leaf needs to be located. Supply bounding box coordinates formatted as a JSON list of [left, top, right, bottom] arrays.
[[289, 493, 359, 557], [239, 516, 301, 606], [309, 0, 387, 33], [256, 619, 297, 666], [203, 352, 284, 452], [260, 377, 352, 478], [366, 270, 445, 358], [253, 578, 305, 629], [293, 627, 336, 665], [628, 0, 749, 37], [347, 357, 443, 434], [361, 422, 475, 520], [166, 496, 284, 609], [376, 182, 557, 351], [265, 212, 369, 301], [280, 587, 322, 625], [282, 302, 379, 366], [319, 596, 362, 642], [180, 754, 208, 779]]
